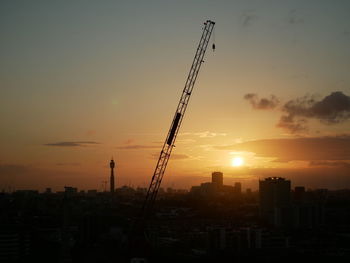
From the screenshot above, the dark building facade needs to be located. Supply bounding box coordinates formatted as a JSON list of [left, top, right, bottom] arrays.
[[212, 172, 223, 188], [259, 177, 291, 227]]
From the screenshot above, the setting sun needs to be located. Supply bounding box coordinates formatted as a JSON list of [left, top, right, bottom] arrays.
[[232, 157, 244, 167]]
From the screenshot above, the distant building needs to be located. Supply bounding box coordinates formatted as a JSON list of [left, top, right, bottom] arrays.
[[293, 203, 324, 229], [259, 177, 291, 227], [206, 226, 290, 251], [234, 182, 242, 194], [14, 190, 38, 195], [64, 186, 77, 195], [292, 186, 325, 229], [158, 188, 165, 195], [199, 182, 218, 197], [176, 189, 188, 194], [294, 186, 305, 202], [136, 187, 147, 194], [190, 172, 242, 199], [167, 187, 175, 194], [212, 172, 223, 188], [0, 226, 31, 261], [118, 186, 135, 196], [87, 189, 97, 196]]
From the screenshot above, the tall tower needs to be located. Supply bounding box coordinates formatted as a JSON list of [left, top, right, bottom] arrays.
[[110, 158, 115, 193]]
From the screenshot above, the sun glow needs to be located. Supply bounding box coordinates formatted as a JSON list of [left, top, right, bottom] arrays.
[[232, 157, 244, 167]]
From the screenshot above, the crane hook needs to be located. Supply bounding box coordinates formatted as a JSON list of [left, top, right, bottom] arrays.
[[212, 43, 215, 51]]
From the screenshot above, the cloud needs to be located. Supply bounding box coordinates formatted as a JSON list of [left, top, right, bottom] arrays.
[[123, 139, 134, 145], [309, 161, 350, 168], [151, 153, 189, 160], [288, 9, 304, 25], [56, 162, 81, 166], [176, 139, 196, 144], [116, 144, 160, 150], [180, 131, 227, 138], [244, 91, 350, 134], [44, 141, 100, 147], [276, 115, 307, 133], [214, 136, 350, 161], [195, 131, 227, 138], [244, 93, 279, 110], [278, 91, 350, 133], [0, 164, 29, 175], [85, 130, 96, 136], [241, 11, 258, 26]]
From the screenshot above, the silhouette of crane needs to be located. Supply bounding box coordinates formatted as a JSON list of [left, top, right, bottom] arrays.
[[139, 19, 215, 228]]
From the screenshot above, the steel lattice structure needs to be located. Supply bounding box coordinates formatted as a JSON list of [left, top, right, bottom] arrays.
[[140, 20, 215, 223]]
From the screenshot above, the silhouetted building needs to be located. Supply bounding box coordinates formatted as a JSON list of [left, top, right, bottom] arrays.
[[234, 182, 242, 194], [292, 187, 325, 229], [86, 190, 97, 197], [259, 177, 291, 227], [212, 172, 223, 187], [0, 226, 30, 262], [64, 186, 77, 195], [190, 172, 243, 198], [14, 190, 38, 196], [294, 186, 305, 202], [110, 158, 115, 193], [293, 203, 325, 229], [167, 187, 175, 194], [118, 186, 135, 196]]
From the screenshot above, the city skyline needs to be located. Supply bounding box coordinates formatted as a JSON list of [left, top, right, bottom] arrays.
[[1, 1, 350, 192]]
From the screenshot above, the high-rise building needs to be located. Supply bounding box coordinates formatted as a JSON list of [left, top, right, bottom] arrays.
[[212, 171, 223, 187], [259, 177, 291, 227], [294, 186, 305, 202], [110, 159, 115, 193]]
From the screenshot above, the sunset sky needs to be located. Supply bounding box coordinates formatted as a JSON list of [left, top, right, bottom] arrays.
[[1, 1, 350, 191]]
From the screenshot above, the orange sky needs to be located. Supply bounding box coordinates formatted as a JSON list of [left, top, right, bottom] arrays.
[[1, 1, 350, 191]]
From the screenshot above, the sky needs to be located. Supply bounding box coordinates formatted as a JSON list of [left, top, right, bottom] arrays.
[[1, 0, 350, 192]]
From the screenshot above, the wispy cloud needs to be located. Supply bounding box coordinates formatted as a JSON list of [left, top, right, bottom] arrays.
[[85, 130, 96, 136], [244, 93, 279, 110], [56, 162, 81, 166], [288, 9, 304, 25], [214, 136, 350, 161], [0, 164, 29, 175], [123, 139, 135, 145], [181, 131, 227, 138], [116, 144, 160, 150], [309, 161, 350, 168], [151, 153, 189, 160], [240, 11, 258, 27], [44, 141, 100, 147]]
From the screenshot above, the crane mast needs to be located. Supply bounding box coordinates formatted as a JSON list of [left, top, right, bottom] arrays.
[[140, 20, 215, 223]]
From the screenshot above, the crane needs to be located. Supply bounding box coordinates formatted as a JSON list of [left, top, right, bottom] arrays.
[[139, 20, 215, 227]]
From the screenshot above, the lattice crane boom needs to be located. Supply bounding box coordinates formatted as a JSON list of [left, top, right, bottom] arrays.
[[140, 20, 215, 222]]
